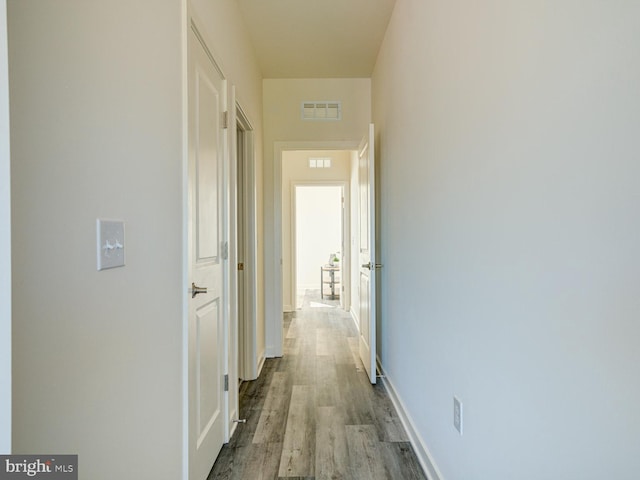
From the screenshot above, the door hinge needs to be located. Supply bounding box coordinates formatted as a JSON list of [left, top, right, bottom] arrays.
[[224, 374, 229, 392], [238, 262, 244, 271], [222, 110, 229, 129]]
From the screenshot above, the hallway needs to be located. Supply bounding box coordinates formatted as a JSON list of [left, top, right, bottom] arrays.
[[208, 290, 427, 479]]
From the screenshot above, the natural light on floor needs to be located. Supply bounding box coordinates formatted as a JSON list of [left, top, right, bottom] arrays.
[[296, 289, 340, 310], [309, 301, 336, 309]]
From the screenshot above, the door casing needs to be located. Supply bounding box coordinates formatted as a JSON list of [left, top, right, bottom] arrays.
[[230, 97, 259, 383], [269, 140, 359, 358]]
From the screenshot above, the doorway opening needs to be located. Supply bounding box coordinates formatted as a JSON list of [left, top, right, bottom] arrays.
[[294, 185, 344, 310], [267, 130, 376, 384], [280, 149, 357, 320], [269, 141, 360, 358]]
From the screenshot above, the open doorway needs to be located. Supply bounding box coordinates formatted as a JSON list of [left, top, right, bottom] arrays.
[[294, 185, 344, 309], [281, 149, 354, 315], [269, 142, 361, 358]]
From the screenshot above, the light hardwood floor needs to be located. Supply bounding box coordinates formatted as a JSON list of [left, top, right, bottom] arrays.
[[208, 290, 428, 480]]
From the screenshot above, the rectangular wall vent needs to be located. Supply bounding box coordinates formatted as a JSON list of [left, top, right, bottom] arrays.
[[309, 157, 332, 168], [301, 101, 341, 121]]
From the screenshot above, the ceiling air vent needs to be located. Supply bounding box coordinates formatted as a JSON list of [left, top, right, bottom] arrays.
[[301, 101, 341, 121]]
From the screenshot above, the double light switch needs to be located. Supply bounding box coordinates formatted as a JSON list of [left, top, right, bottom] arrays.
[[97, 219, 125, 270]]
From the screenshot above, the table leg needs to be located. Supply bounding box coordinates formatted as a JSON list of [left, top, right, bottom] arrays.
[[330, 269, 335, 298]]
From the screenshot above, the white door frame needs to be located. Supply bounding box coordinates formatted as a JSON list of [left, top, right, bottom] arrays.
[[0, 0, 12, 454], [269, 140, 359, 358], [290, 181, 349, 311], [230, 96, 259, 384]]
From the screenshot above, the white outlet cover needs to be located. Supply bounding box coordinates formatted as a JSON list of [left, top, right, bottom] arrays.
[[97, 219, 125, 270]]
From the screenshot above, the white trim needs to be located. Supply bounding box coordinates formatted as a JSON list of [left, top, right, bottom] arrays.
[[268, 140, 360, 359], [376, 360, 445, 480], [180, 3, 189, 479], [350, 306, 359, 332], [234, 100, 259, 381], [256, 351, 266, 379], [0, 0, 12, 455], [349, 309, 360, 336], [289, 181, 296, 312], [227, 86, 239, 441], [190, 20, 225, 79]]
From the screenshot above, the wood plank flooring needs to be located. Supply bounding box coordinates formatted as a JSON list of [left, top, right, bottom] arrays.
[[207, 290, 427, 480]]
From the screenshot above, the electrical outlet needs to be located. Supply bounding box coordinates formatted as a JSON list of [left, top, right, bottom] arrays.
[[454, 396, 463, 435]]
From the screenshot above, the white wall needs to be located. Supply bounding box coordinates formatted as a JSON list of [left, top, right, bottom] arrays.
[[263, 78, 370, 355], [8, 1, 264, 478], [0, 0, 11, 455], [281, 149, 351, 311], [373, 1, 640, 479], [9, 2, 184, 477], [349, 150, 360, 327]]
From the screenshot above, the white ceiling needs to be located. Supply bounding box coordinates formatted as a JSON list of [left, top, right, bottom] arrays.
[[237, 0, 397, 78]]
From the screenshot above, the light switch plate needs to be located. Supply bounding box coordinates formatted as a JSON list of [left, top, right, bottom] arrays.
[[97, 219, 125, 270]]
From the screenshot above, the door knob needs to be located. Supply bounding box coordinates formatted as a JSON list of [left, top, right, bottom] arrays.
[[191, 282, 208, 298]]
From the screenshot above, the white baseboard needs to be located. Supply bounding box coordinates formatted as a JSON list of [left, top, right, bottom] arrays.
[[256, 351, 266, 377], [228, 408, 238, 441], [350, 307, 360, 331], [376, 359, 445, 480]]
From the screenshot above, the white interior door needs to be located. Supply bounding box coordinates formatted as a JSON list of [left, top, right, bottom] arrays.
[[188, 25, 226, 480], [358, 124, 377, 384]]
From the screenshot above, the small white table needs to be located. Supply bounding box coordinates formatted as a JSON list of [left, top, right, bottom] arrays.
[[320, 265, 340, 299]]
